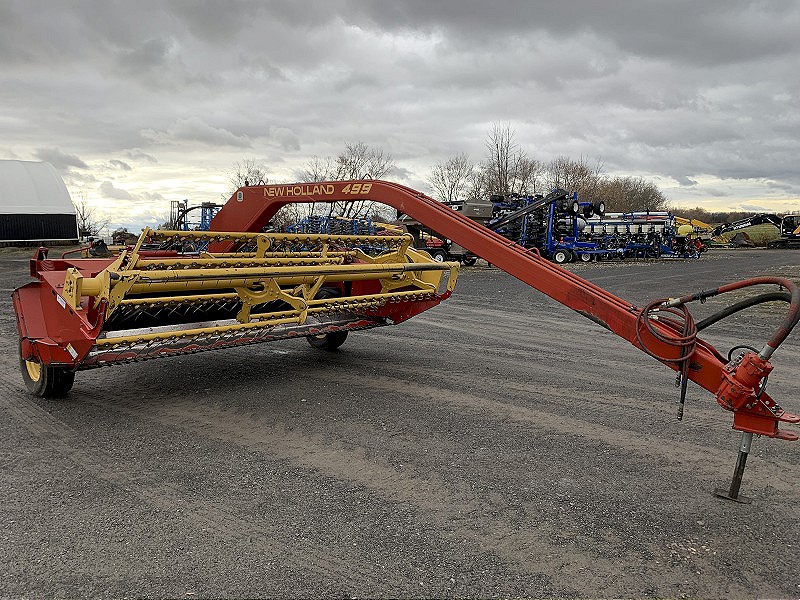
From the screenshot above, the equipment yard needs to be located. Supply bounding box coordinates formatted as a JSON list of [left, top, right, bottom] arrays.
[[1, 248, 798, 598]]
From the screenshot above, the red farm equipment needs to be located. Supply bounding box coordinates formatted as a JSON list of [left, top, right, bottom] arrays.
[[12, 180, 799, 501]]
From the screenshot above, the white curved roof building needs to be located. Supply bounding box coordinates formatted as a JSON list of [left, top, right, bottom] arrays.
[[0, 160, 78, 242]]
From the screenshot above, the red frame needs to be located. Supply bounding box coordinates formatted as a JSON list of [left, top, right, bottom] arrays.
[[209, 179, 799, 440]]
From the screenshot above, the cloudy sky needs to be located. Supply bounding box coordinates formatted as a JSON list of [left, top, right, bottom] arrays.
[[1, 0, 799, 232]]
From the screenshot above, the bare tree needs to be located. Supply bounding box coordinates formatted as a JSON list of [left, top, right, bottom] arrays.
[[428, 153, 474, 203], [483, 122, 517, 194], [675, 205, 713, 223], [73, 197, 109, 238], [222, 158, 269, 201], [336, 141, 394, 181], [594, 175, 669, 213], [297, 141, 396, 219], [621, 176, 668, 212], [298, 155, 338, 182], [514, 156, 546, 196], [299, 142, 394, 182], [268, 204, 306, 232], [545, 155, 605, 198], [592, 177, 624, 210], [465, 169, 488, 202], [479, 122, 544, 197]]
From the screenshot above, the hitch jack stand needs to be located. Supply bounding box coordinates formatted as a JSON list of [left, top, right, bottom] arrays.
[[714, 431, 754, 504]]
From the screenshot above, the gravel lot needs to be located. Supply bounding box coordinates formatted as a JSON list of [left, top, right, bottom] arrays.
[[1, 248, 798, 598]]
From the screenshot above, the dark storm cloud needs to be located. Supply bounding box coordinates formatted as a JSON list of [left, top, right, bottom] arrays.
[[674, 176, 698, 187], [99, 181, 133, 200], [168, 1, 272, 42], [34, 148, 89, 170], [342, 0, 800, 65], [123, 150, 159, 164], [142, 117, 253, 148], [0, 0, 798, 217], [109, 160, 132, 171], [268, 127, 301, 152], [117, 38, 174, 72]]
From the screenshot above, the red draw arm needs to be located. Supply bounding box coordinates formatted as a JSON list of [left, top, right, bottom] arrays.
[[211, 179, 799, 440]]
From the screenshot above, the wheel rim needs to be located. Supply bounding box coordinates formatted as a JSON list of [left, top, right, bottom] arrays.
[[25, 359, 42, 382], [433, 253, 445, 262]]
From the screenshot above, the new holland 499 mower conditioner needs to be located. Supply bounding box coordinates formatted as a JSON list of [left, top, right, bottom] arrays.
[[12, 180, 799, 499]]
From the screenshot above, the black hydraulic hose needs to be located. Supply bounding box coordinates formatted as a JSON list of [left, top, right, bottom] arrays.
[[636, 284, 796, 373], [666, 276, 800, 359], [692, 290, 793, 404], [695, 291, 792, 332], [634, 288, 794, 421], [634, 299, 698, 420], [635, 299, 697, 367]]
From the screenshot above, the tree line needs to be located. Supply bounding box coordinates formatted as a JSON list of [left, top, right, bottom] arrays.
[[230, 123, 670, 222], [77, 126, 675, 238], [77, 123, 780, 238], [222, 123, 764, 227], [428, 123, 668, 213]]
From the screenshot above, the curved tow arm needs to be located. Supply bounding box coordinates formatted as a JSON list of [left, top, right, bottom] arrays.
[[211, 179, 799, 440]]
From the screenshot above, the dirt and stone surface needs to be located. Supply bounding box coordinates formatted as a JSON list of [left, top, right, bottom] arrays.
[[1, 247, 798, 598]]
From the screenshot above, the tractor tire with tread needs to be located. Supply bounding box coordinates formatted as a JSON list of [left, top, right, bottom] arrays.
[[306, 287, 349, 351], [429, 249, 447, 263], [552, 249, 571, 264], [20, 351, 75, 398]]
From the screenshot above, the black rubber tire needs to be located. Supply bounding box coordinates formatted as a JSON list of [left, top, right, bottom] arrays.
[[19, 352, 75, 398], [307, 330, 348, 351], [579, 252, 593, 262], [306, 287, 349, 351], [570, 200, 580, 215], [552, 249, 570, 264], [430, 249, 447, 262], [595, 201, 606, 216], [583, 204, 595, 219], [462, 257, 477, 266]]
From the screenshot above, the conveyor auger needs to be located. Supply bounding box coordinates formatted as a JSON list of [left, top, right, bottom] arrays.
[[13, 179, 799, 499]]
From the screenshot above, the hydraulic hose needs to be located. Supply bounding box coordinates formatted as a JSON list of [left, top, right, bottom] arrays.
[[635, 279, 797, 423], [695, 291, 792, 332], [665, 276, 800, 360], [634, 298, 698, 420], [635, 299, 697, 368], [636, 278, 798, 375]]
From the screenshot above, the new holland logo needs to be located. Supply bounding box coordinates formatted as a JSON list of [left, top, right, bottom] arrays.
[[264, 184, 335, 198]]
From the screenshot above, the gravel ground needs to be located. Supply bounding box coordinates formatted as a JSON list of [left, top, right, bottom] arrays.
[[1, 248, 798, 598]]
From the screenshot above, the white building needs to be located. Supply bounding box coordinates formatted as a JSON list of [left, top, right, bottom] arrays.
[[0, 160, 78, 244]]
